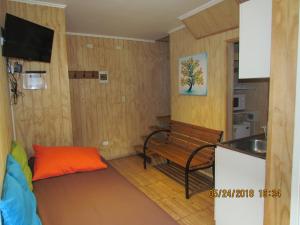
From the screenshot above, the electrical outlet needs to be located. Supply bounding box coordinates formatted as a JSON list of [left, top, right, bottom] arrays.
[[102, 140, 109, 146], [86, 43, 93, 49], [8, 63, 14, 73], [99, 71, 108, 84]]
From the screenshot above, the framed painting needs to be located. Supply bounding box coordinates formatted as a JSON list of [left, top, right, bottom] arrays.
[[179, 52, 208, 96]]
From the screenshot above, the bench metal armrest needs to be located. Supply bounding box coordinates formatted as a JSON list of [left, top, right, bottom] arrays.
[[184, 144, 217, 199], [143, 129, 170, 169], [143, 129, 171, 153], [186, 144, 217, 170]]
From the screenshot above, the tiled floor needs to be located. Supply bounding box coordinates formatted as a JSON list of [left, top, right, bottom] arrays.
[[110, 156, 215, 225]]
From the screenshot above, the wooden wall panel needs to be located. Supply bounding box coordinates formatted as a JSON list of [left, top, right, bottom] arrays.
[[264, 0, 299, 224], [8, 2, 73, 155], [182, 0, 239, 39], [67, 35, 170, 159], [0, 0, 12, 193], [170, 28, 238, 139]]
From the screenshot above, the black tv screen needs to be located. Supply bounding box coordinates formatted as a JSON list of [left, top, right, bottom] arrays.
[[2, 14, 54, 62]]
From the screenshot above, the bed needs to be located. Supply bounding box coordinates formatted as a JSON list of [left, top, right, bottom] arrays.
[[33, 162, 178, 225]]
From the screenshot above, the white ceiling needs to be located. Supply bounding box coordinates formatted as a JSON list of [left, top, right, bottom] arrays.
[[35, 0, 211, 41]]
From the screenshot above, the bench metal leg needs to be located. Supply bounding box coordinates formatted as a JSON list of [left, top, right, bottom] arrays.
[[185, 168, 190, 199], [143, 153, 147, 169]]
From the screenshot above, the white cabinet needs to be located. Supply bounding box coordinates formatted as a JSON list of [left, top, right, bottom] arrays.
[[239, 0, 272, 79], [214, 146, 265, 225]]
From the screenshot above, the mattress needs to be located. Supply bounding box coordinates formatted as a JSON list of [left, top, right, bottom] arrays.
[[33, 164, 178, 225]]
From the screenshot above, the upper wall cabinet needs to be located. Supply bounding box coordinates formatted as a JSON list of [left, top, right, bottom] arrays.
[[239, 0, 272, 79]]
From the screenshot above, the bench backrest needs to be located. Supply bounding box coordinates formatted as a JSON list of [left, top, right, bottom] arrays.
[[168, 120, 223, 151]]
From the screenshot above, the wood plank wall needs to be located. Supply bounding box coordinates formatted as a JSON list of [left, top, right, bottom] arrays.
[[170, 28, 238, 139], [0, 0, 12, 193], [67, 35, 170, 159], [8, 1, 73, 155], [264, 0, 299, 224]]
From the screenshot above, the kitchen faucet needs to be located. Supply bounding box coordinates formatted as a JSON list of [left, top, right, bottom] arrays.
[[261, 125, 268, 139]]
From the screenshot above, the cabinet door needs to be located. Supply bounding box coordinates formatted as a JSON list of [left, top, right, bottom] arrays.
[[239, 0, 272, 79], [215, 147, 265, 225]]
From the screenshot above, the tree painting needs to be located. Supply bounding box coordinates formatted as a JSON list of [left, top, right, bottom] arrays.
[[180, 57, 204, 92], [179, 52, 207, 96]]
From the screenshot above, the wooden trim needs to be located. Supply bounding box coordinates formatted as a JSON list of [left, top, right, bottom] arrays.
[[264, 0, 299, 224], [168, 25, 186, 34], [156, 35, 169, 43], [69, 71, 99, 79], [178, 0, 224, 20], [226, 42, 235, 141], [66, 32, 155, 43], [9, 0, 66, 8]]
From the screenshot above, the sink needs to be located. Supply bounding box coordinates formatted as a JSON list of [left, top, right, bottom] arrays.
[[249, 139, 267, 153], [232, 138, 267, 154]]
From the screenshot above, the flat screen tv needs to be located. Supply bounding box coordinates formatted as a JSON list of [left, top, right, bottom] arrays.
[[2, 14, 54, 62]]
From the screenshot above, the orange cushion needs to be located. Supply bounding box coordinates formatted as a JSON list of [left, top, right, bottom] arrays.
[[32, 145, 107, 181]]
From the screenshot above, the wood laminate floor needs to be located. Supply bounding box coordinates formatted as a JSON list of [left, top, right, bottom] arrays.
[[110, 156, 214, 225]]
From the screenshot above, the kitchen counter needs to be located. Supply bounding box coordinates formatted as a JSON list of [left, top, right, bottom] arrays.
[[218, 134, 266, 159]]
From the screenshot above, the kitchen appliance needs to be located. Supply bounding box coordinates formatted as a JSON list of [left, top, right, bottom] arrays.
[[233, 122, 251, 139], [233, 94, 246, 111]]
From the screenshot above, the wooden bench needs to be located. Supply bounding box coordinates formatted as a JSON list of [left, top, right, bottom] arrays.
[[143, 120, 223, 199]]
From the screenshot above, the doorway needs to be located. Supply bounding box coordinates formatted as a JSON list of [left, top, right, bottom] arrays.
[[226, 41, 270, 141]]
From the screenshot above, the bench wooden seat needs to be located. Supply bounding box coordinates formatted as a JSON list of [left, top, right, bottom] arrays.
[[143, 120, 223, 199], [149, 143, 214, 169]]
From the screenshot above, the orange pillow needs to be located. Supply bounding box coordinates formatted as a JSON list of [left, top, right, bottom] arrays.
[[32, 145, 107, 181]]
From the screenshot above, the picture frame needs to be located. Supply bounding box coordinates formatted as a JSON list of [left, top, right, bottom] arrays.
[[178, 52, 208, 96]]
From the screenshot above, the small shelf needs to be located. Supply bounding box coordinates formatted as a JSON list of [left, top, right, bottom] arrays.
[[234, 87, 256, 91], [233, 111, 248, 114]]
